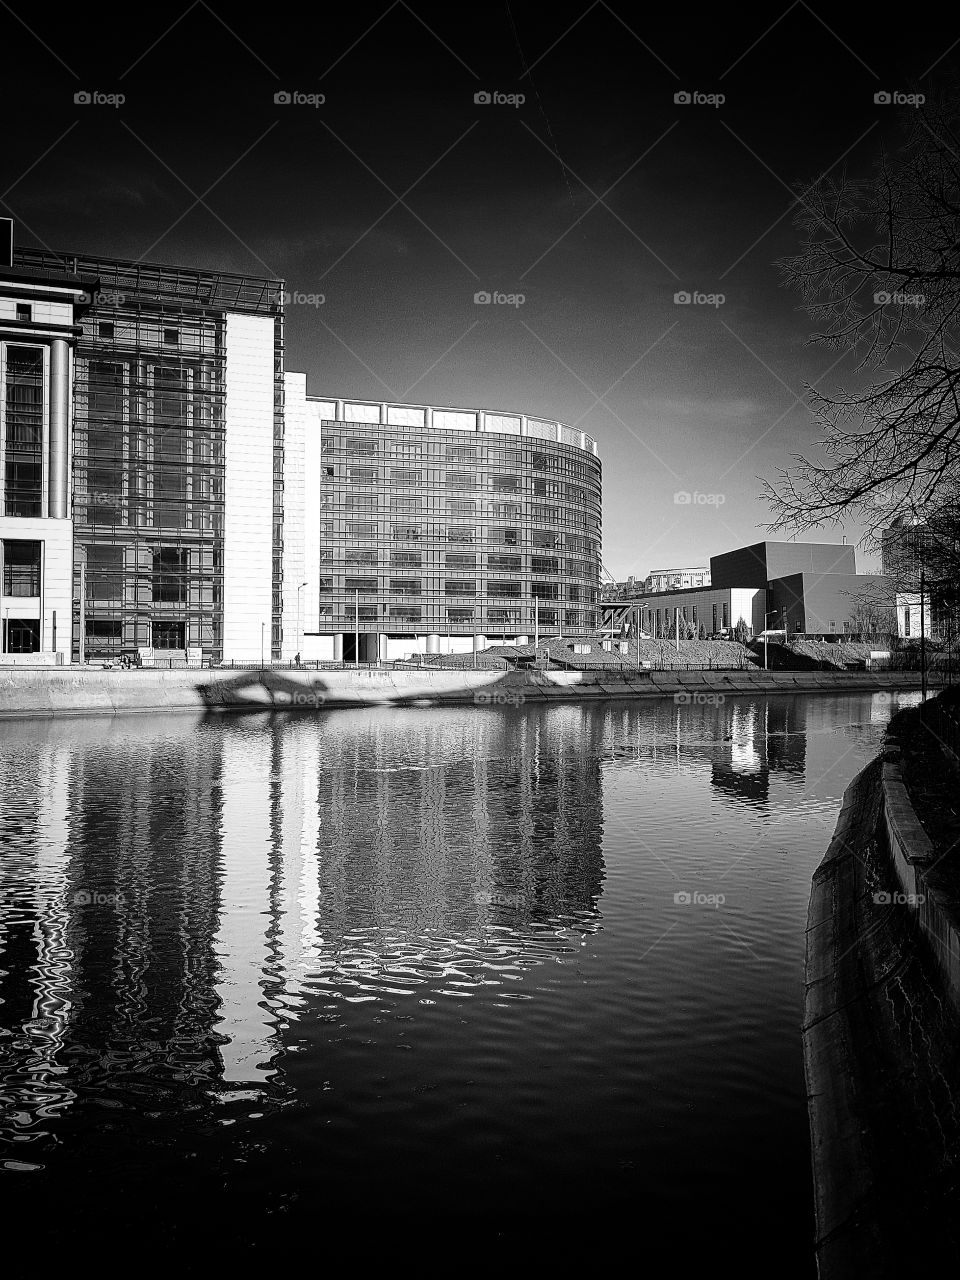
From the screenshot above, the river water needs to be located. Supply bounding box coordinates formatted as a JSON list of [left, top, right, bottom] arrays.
[[0, 692, 921, 1267]]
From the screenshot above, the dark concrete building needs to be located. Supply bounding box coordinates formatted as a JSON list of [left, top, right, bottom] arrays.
[[710, 541, 856, 591]]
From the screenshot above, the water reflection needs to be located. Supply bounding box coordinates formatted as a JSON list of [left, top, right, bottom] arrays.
[[0, 691, 920, 1261], [0, 705, 606, 1152]]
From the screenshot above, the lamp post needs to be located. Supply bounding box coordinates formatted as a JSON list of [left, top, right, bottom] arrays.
[[297, 581, 307, 657], [260, 621, 265, 669], [355, 587, 360, 667]]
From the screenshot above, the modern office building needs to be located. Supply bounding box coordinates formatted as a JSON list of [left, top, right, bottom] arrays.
[[283, 381, 602, 661], [2, 222, 602, 667], [3, 219, 284, 664], [0, 236, 88, 661]]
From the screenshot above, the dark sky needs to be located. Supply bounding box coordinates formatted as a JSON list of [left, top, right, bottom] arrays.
[[2, 2, 957, 576]]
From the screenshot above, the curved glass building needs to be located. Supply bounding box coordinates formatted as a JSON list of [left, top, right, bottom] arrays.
[[283, 381, 602, 661]]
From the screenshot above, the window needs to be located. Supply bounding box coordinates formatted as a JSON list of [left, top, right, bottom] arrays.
[[446, 526, 474, 544], [713, 604, 718, 633], [86, 619, 122, 640], [445, 446, 477, 462], [2, 540, 41, 596], [446, 472, 474, 490], [16, 304, 31, 322], [532, 530, 562, 549], [490, 581, 521, 598], [492, 475, 521, 492], [345, 438, 377, 455], [391, 551, 422, 568], [344, 577, 377, 593], [491, 527, 519, 546], [391, 468, 421, 485], [391, 525, 421, 541], [163, 328, 179, 345], [531, 556, 559, 575], [99, 321, 115, 340], [531, 504, 559, 523], [323, 466, 334, 477], [446, 608, 474, 623], [445, 554, 476, 568], [152, 620, 185, 649], [390, 495, 421, 511], [390, 606, 421, 622], [152, 548, 188, 603], [344, 495, 377, 512], [85, 544, 123, 600], [389, 579, 421, 595], [2, 618, 39, 653], [532, 582, 559, 600], [348, 466, 377, 484], [486, 608, 520, 626], [447, 499, 476, 516], [346, 522, 377, 537], [445, 580, 476, 596], [344, 549, 378, 565], [492, 502, 520, 520], [4, 346, 43, 517], [487, 554, 521, 572]]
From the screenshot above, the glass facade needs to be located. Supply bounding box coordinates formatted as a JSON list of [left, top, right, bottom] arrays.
[[317, 417, 602, 639], [12, 249, 284, 662], [2, 346, 44, 518]]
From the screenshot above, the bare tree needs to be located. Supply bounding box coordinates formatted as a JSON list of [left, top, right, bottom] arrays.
[[765, 91, 960, 582]]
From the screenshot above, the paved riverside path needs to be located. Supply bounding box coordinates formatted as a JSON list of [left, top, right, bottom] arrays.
[[0, 665, 940, 719]]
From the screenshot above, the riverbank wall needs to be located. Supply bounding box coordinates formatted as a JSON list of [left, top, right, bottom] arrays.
[[0, 665, 941, 719], [804, 726, 960, 1274]]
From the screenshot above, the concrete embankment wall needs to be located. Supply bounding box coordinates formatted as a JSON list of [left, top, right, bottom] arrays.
[[804, 746, 960, 1275], [0, 666, 936, 719]]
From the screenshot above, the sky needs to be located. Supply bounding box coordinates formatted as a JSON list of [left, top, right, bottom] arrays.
[[2, 2, 957, 578]]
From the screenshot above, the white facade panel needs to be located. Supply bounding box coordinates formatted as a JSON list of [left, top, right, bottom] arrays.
[[0, 516, 72, 661], [223, 314, 275, 663], [281, 373, 306, 660]]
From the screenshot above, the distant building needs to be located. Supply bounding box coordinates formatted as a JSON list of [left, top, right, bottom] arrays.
[[643, 565, 710, 593], [603, 539, 891, 638]]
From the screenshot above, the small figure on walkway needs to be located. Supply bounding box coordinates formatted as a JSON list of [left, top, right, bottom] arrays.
[[294, 652, 301, 668]]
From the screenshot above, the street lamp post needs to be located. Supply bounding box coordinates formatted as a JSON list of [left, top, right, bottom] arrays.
[[261, 622, 265, 669], [297, 581, 308, 657]]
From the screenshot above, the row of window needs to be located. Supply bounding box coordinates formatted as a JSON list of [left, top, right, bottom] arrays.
[[324, 579, 596, 602], [322, 436, 599, 482], [327, 467, 596, 504], [314, 606, 596, 625]]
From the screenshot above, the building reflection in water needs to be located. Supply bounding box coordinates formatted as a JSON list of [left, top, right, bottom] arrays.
[[0, 704, 605, 1156]]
